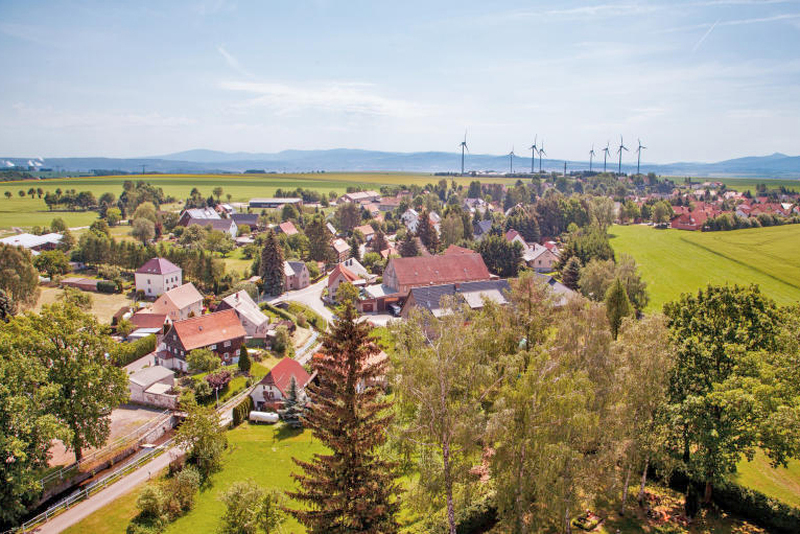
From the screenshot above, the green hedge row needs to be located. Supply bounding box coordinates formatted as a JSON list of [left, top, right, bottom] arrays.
[[232, 395, 255, 427], [259, 302, 296, 323], [111, 334, 156, 366], [96, 280, 118, 293], [285, 301, 327, 331], [713, 479, 800, 534]]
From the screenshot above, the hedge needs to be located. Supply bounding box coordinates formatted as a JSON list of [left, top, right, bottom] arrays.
[[232, 395, 255, 427], [259, 302, 296, 323], [111, 334, 156, 366], [285, 301, 327, 331], [96, 280, 118, 293], [712, 479, 800, 534]]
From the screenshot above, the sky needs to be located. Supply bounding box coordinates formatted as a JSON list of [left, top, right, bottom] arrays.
[[1, 0, 799, 163]]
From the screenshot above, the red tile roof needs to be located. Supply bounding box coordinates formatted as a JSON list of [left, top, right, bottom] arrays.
[[443, 244, 474, 255], [278, 221, 299, 235], [354, 224, 375, 236], [258, 357, 312, 397], [171, 309, 245, 351], [136, 257, 181, 275], [328, 263, 359, 289], [130, 312, 168, 329], [389, 253, 491, 287]]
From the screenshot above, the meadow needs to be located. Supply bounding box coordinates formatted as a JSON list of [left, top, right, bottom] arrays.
[[610, 223, 800, 311]]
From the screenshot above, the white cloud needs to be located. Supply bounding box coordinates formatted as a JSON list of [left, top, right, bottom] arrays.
[[219, 80, 429, 118]]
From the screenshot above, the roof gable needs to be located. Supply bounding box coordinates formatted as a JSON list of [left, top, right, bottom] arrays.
[[171, 309, 246, 351], [136, 257, 181, 275], [258, 357, 312, 396]]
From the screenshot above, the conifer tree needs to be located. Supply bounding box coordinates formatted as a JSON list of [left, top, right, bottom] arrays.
[[260, 230, 285, 296], [371, 229, 389, 253], [398, 232, 419, 257], [416, 210, 439, 252], [238, 345, 251, 375], [562, 256, 582, 291], [278, 376, 305, 429], [604, 277, 632, 340], [287, 301, 399, 533]]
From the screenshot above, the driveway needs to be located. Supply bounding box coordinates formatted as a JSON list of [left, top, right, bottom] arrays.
[[268, 276, 334, 324]]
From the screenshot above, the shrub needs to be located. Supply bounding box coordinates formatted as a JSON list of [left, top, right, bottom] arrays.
[[136, 485, 164, 520], [435, 493, 497, 534], [163, 466, 200, 519], [187, 348, 221, 373], [97, 280, 118, 293], [259, 302, 296, 323], [110, 335, 157, 366], [205, 370, 232, 390], [193, 379, 212, 400], [232, 395, 255, 427]]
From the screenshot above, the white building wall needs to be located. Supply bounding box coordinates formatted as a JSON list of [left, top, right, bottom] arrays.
[[135, 271, 183, 297]]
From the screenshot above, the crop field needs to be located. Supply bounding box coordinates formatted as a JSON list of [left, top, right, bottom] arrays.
[[610, 224, 800, 311], [0, 172, 518, 231]]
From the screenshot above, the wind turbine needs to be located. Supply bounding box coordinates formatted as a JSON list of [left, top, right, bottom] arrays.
[[508, 146, 515, 174], [616, 135, 628, 175], [602, 141, 611, 173], [635, 138, 647, 175], [589, 144, 596, 172], [538, 139, 546, 173], [459, 131, 469, 176], [529, 135, 538, 174]]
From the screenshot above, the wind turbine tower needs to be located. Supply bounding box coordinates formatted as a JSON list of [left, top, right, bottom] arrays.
[[589, 145, 596, 172], [602, 142, 611, 173], [529, 135, 538, 174], [616, 135, 628, 175], [538, 140, 546, 173], [636, 138, 647, 175], [459, 131, 469, 176]]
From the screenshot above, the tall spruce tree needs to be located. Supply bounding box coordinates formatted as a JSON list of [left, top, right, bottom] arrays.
[[561, 256, 582, 291], [260, 230, 285, 296], [287, 301, 399, 533], [278, 376, 305, 429], [238, 345, 251, 374], [604, 278, 632, 340], [398, 232, 419, 257], [416, 210, 439, 253]]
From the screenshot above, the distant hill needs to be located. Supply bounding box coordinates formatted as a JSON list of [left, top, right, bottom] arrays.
[[1, 150, 798, 177]]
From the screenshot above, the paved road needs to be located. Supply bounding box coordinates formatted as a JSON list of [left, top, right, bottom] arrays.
[[38, 445, 183, 534], [268, 276, 334, 324]]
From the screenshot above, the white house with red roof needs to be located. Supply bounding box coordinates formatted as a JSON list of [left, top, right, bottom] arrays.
[[250, 357, 313, 410], [135, 257, 182, 297], [328, 262, 362, 300]]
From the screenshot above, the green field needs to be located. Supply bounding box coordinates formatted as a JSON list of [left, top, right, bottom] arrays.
[[0, 172, 521, 231], [735, 451, 800, 508], [610, 224, 800, 311]]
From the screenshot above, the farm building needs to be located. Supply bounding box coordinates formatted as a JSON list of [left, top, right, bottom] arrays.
[[249, 198, 303, 209], [382, 253, 492, 295], [0, 232, 63, 253], [128, 365, 177, 409]]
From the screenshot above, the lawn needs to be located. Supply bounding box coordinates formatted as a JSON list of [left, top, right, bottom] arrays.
[[0, 172, 518, 231], [610, 224, 800, 311], [63, 423, 326, 534], [32, 286, 135, 324], [221, 246, 253, 278], [734, 451, 800, 508]]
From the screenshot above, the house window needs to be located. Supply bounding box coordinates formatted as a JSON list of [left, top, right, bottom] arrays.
[[223, 340, 231, 347], [181, 350, 184, 356], [224, 352, 229, 359], [210, 344, 217, 350], [147, 279, 151, 284]]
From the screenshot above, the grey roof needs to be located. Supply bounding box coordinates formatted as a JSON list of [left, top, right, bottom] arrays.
[[473, 220, 493, 236], [183, 207, 220, 220], [232, 213, 259, 225], [129, 365, 174, 388], [535, 274, 575, 305], [0, 232, 63, 249], [185, 218, 236, 232], [408, 280, 512, 314]]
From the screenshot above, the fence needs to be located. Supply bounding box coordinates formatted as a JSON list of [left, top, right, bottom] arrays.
[[13, 439, 176, 534], [39, 409, 172, 490]]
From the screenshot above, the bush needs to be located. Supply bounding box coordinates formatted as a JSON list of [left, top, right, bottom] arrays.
[[285, 301, 326, 331], [435, 493, 497, 534], [259, 302, 296, 323], [136, 485, 164, 520], [163, 466, 200, 519], [232, 395, 255, 427], [111, 335, 157, 366], [96, 279, 118, 293]]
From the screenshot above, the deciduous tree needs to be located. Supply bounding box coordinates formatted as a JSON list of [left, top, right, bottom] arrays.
[[0, 243, 39, 308]]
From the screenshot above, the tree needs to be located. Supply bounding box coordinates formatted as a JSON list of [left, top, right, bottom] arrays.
[[439, 214, 464, 248], [131, 217, 155, 245], [663, 285, 797, 509], [288, 301, 400, 532], [334, 281, 360, 307], [589, 196, 616, 230], [187, 348, 221, 373], [50, 217, 68, 232], [306, 215, 334, 263], [505, 209, 541, 243], [278, 376, 305, 428], [371, 229, 389, 253], [392, 299, 503, 534], [578, 255, 649, 311], [613, 315, 675, 514], [259, 230, 285, 296], [238, 345, 251, 374], [33, 249, 70, 278], [204, 229, 235, 256], [213, 186, 224, 202], [8, 302, 128, 462], [178, 224, 207, 249], [106, 207, 122, 226], [0, 329, 65, 524], [476, 234, 522, 277], [604, 278, 632, 340], [334, 202, 360, 234], [0, 289, 15, 322], [4, 191, 11, 200], [561, 256, 581, 291], [398, 232, 419, 257], [558, 227, 613, 268], [652, 201, 672, 225], [0, 244, 39, 309], [133, 201, 158, 224], [218, 480, 286, 534], [58, 227, 75, 252], [175, 402, 227, 480], [467, 180, 482, 198], [89, 218, 111, 237], [272, 325, 292, 357], [416, 210, 439, 252]]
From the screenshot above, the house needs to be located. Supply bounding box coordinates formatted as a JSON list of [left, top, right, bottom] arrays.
[[463, 197, 489, 214], [341, 257, 375, 281], [231, 213, 259, 230], [670, 211, 709, 231], [250, 357, 313, 411], [354, 224, 376, 241], [382, 253, 492, 295], [151, 282, 204, 322], [340, 190, 381, 204], [379, 197, 402, 211], [473, 220, 493, 241], [328, 263, 361, 300], [326, 222, 338, 236], [184, 217, 238, 238], [216, 203, 236, 216], [0, 232, 63, 253], [444, 244, 474, 255], [277, 221, 299, 236], [217, 290, 270, 339], [157, 309, 246, 371], [128, 365, 177, 409], [248, 198, 303, 209], [535, 273, 576, 306], [284, 261, 310, 290], [178, 207, 220, 226], [135, 257, 182, 297], [331, 238, 351, 263], [401, 209, 420, 232], [130, 311, 169, 331], [504, 229, 527, 247], [400, 279, 512, 318], [522, 244, 559, 272]]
